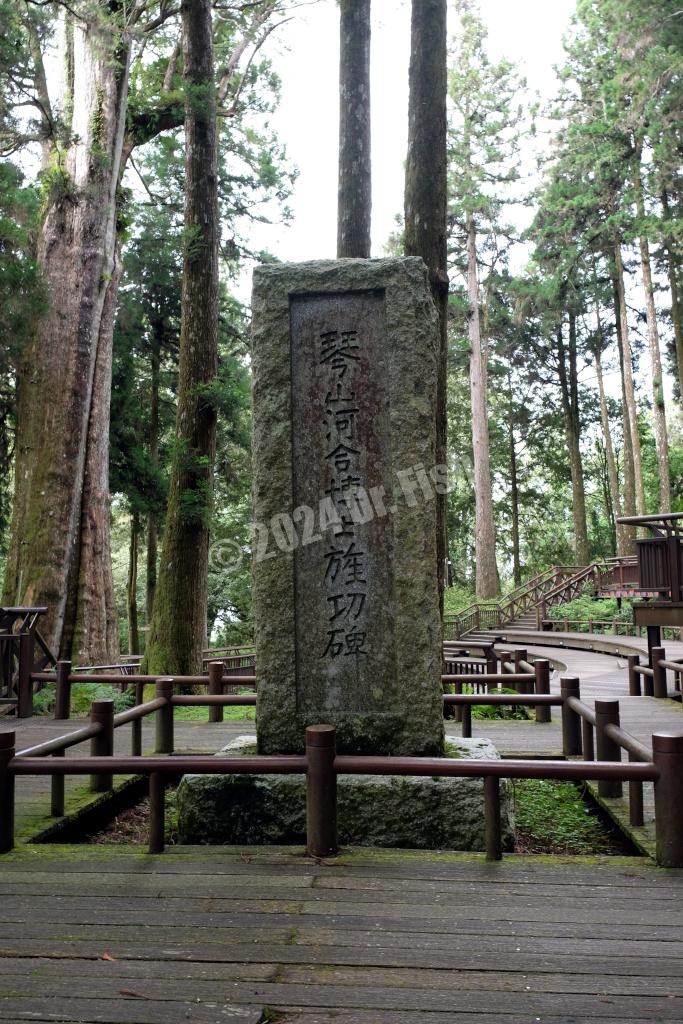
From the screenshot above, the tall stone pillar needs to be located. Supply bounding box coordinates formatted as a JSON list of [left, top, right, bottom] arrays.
[[252, 259, 443, 755]]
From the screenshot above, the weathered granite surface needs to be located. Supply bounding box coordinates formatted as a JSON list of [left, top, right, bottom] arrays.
[[176, 736, 515, 851], [251, 259, 443, 755]]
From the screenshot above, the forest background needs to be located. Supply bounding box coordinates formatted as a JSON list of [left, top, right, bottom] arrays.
[[0, 0, 681, 666]]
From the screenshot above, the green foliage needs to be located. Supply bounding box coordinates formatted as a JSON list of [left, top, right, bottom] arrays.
[[32, 684, 134, 718], [467, 687, 534, 721], [513, 780, 621, 855], [547, 595, 632, 626], [0, 161, 44, 566]]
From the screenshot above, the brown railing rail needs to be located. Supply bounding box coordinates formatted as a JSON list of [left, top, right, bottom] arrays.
[[444, 565, 589, 640], [627, 646, 682, 699], [2, 670, 681, 865]]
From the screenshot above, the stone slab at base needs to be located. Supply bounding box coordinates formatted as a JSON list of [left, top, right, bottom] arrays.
[[176, 736, 515, 851]]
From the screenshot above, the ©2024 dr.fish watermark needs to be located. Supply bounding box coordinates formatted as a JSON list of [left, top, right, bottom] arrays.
[[209, 460, 469, 574]]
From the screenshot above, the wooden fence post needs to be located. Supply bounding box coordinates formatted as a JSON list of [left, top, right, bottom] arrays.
[[208, 661, 224, 724], [628, 751, 644, 827], [534, 659, 551, 724], [461, 703, 472, 739], [0, 730, 15, 853], [155, 679, 175, 755], [595, 700, 622, 798], [50, 750, 65, 817], [90, 700, 114, 793], [54, 660, 72, 720], [560, 677, 582, 757], [306, 725, 337, 858], [627, 655, 641, 697], [652, 647, 667, 700], [653, 732, 683, 868], [17, 633, 33, 719]]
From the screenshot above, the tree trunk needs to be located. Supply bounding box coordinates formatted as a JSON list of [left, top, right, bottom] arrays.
[[509, 406, 521, 587], [404, 0, 449, 610], [595, 344, 624, 555], [2, 9, 130, 662], [127, 512, 140, 657], [146, 343, 161, 626], [633, 150, 670, 510], [68, 253, 122, 663], [614, 239, 646, 517], [466, 217, 499, 597], [661, 190, 683, 401], [612, 269, 637, 553], [143, 0, 219, 676], [557, 317, 589, 566], [337, 0, 371, 258]]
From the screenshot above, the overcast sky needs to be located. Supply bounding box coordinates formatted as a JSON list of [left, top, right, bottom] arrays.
[[253, 0, 577, 264]]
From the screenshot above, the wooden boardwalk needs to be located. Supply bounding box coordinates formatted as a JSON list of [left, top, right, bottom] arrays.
[[3, 642, 683, 1021], [1, 843, 682, 1023]]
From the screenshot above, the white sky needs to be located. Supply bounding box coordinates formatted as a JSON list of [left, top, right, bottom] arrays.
[[252, 0, 577, 264]]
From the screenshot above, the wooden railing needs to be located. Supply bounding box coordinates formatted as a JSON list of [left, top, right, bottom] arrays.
[[444, 566, 587, 640], [627, 646, 683, 699], [27, 659, 256, 722], [0, 607, 56, 713], [2, 678, 682, 866]]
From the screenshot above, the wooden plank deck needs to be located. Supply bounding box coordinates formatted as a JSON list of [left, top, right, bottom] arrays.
[[1, 650, 683, 1020], [0, 844, 681, 1023]]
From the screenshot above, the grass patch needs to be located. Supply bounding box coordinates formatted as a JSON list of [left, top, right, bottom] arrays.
[[172, 704, 255, 722], [512, 779, 630, 855]]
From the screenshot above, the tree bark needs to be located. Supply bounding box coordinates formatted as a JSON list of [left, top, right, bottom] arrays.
[[594, 343, 624, 555], [146, 344, 161, 627], [633, 149, 671, 510], [661, 189, 683, 401], [404, 0, 449, 611], [466, 217, 499, 597], [612, 268, 636, 553], [337, 0, 371, 258], [557, 316, 589, 566], [509, 405, 521, 587], [143, 0, 219, 676], [613, 238, 646, 517], [127, 512, 140, 657], [2, 8, 130, 662]]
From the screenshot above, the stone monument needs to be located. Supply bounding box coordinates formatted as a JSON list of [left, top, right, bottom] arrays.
[[251, 258, 444, 755]]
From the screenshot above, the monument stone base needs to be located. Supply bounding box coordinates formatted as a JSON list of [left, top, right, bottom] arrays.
[[176, 736, 515, 851]]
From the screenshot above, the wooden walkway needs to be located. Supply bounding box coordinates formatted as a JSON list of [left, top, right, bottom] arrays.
[[3, 643, 683, 1021], [1, 843, 682, 1023]]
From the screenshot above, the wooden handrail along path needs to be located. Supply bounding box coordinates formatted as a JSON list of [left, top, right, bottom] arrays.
[[3, 663, 683, 866]]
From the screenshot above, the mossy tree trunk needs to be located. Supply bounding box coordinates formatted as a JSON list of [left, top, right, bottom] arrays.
[[127, 511, 140, 657], [337, 0, 371, 258], [594, 344, 624, 555], [146, 341, 161, 626], [662, 189, 683, 401], [633, 147, 671, 510], [614, 238, 646, 518], [404, 0, 449, 611], [143, 0, 219, 676], [611, 267, 636, 553], [2, 7, 130, 662], [557, 315, 589, 566]]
